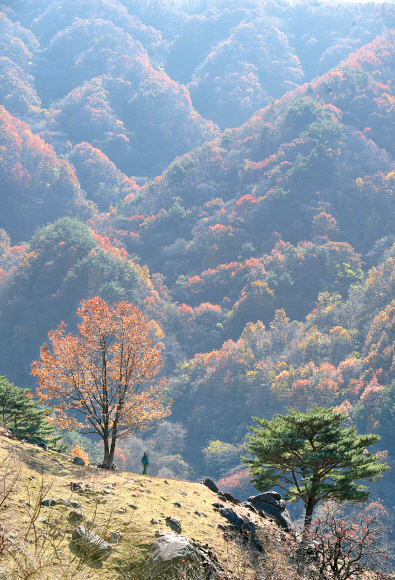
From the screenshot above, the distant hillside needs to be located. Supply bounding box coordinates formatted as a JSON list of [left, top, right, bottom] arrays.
[[1, 0, 395, 524]]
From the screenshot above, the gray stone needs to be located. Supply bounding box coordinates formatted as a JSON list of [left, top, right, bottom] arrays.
[[202, 478, 218, 493], [218, 491, 240, 505], [145, 534, 198, 566], [68, 510, 84, 525], [247, 492, 292, 531], [71, 526, 112, 561], [219, 507, 263, 551], [41, 498, 57, 507], [172, 502, 181, 507], [165, 516, 181, 533], [72, 457, 85, 466], [212, 502, 224, 510], [241, 501, 258, 514], [128, 504, 138, 510], [70, 482, 82, 491], [70, 501, 82, 509]]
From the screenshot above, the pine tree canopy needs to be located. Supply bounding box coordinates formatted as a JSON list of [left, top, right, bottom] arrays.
[[244, 406, 390, 529], [0, 375, 59, 445]]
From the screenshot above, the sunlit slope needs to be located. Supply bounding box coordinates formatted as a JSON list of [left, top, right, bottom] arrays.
[[0, 436, 289, 579]]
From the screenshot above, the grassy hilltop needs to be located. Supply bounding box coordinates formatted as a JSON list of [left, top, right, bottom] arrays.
[[0, 435, 294, 580]]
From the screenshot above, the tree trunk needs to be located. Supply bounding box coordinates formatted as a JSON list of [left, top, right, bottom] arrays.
[[102, 432, 112, 469], [297, 500, 316, 575], [101, 433, 117, 469], [303, 500, 315, 532]]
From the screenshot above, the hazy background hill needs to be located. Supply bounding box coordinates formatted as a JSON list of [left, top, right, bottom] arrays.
[[1, 0, 395, 524]]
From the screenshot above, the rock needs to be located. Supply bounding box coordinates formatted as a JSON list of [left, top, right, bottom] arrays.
[[165, 516, 182, 533], [219, 507, 263, 551], [116, 507, 127, 514], [68, 510, 84, 525], [202, 478, 218, 493], [41, 499, 57, 507], [37, 442, 48, 451], [247, 492, 292, 531], [109, 532, 121, 544], [212, 502, 225, 510], [172, 502, 181, 507], [70, 501, 82, 509], [241, 501, 258, 514], [128, 504, 138, 510], [145, 534, 198, 567], [71, 526, 112, 561], [218, 491, 240, 505], [151, 518, 159, 524], [85, 483, 92, 489], [97, 462, 118, 470], [60, 498, 70, 506], [179, 491, 187, 496], [72, 457, 85, 466], [103, 489, 112, 495], [70, 482, 82, 491]]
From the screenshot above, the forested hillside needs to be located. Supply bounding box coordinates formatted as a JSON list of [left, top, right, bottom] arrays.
[[2, 0, 395, 521]]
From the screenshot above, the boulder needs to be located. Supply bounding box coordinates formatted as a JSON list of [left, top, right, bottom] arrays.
[[247, 492, 292, 531], [202, 478, 218, 493], [72, 457, 85, 466], [219, 507, 263, 551], [146, 534, 198, 567], [71, 526, 112, 561], [241, 501, 258, 514], [145, 535, 224, 578]]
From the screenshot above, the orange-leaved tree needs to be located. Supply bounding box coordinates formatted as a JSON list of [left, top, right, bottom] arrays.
[[31, 297, 171, 469]]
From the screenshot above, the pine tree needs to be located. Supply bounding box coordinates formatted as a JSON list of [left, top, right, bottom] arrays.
[[0, 376, 59, 446], [244, 406, 390, 530]]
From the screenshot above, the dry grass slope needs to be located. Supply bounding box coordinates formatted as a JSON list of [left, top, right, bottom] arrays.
[[0, 436, 300, 580]]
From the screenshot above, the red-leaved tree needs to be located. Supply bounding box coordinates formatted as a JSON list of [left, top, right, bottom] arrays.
[[305, 504, 392, 580], [31, 297, 171, 468]]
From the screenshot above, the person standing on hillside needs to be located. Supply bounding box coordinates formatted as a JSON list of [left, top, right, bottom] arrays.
[[141, 451, 149, 475]]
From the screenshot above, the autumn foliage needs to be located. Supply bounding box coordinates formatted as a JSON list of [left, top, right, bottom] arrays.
[[71, 443, 89, 466], [31, 297, 171, 468]]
